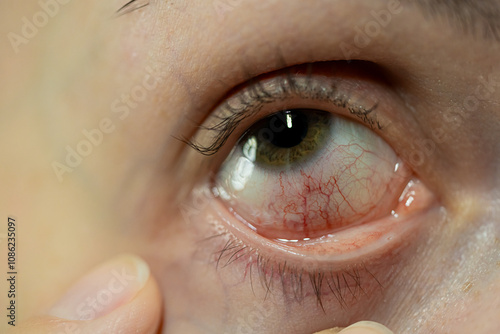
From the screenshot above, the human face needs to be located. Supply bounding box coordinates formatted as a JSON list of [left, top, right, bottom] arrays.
[[1, 0, 499, 333]]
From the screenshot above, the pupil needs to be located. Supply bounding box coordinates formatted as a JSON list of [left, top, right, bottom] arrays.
[[267, 110, 308, 148]]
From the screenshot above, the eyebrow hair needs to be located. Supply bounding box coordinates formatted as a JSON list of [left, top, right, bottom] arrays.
[[114, 0, 500, 43], [116, 0, 150, 17], [408, 0, 500, 42]]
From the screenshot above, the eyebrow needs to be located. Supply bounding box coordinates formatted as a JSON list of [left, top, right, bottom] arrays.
[[408, 0, 500, 42], [115, 0, 500, 43]]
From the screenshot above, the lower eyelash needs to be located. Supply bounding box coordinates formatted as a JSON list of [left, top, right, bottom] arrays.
[[186, 62, 393, 311], [205, 231, 384, 312]]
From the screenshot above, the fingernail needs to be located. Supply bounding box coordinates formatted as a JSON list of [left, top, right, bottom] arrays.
[[314, 327, 344, 333], [339, 321, 394, 334], [315, 322, 393, 334], [48, 254, 150, 320]]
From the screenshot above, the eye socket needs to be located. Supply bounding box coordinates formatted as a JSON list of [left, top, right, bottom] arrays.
[[215, 108, 410, 240], [187, 62, 438, 268]]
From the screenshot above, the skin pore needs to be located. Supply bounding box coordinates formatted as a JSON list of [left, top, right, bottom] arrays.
[[1, 0, 499, 333]]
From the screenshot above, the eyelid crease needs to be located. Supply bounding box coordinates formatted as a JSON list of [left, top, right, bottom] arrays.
[[185, 64, 383, 157]]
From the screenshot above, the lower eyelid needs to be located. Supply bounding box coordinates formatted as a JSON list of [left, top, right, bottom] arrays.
[[209, 178, 438, 270], [182, 176, 442, 311]]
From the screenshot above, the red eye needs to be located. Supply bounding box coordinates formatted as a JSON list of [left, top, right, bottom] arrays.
[[215, 108, 414, 241], [184, 65, 440, 268]]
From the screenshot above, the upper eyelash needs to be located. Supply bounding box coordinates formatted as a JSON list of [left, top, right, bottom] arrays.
[[184, 78, 280, 157], [185, 66, 382, 157]]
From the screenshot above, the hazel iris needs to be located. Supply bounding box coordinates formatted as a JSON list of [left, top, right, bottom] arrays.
[[241, 109, 331, 167]]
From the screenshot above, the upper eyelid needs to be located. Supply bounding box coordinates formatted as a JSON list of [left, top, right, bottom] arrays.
[[185, 63, 383, 157]]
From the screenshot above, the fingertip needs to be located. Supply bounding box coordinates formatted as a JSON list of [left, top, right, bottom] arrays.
[[14, 255, 163, 334], [48, 254, 151, 321], [339, 321, 394, 334], [84, 259, 163, 334], [314, 321, 394, 334]]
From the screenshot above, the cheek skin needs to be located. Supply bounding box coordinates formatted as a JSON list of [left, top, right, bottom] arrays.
[[365, 197, 500, 333], [0, 1, 149, 321]]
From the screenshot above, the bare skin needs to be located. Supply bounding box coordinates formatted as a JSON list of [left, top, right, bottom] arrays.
[[1, 0, 499, 333]]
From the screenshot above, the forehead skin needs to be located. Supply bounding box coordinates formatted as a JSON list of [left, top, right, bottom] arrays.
[[0, 0, 499, 333]]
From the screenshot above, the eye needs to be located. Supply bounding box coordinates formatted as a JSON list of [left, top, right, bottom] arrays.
[[183, 62, 440, 309], [215, 108, 410, 241]]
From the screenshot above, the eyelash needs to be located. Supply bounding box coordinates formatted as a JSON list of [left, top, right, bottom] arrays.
[[202, 230, 383, 311], [185, 64, 383, 157]]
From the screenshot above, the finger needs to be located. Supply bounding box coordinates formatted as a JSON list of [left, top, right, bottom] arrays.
[[315, 321, 394, 334], [11, 254, 162, 334], [313, 327, 344, 333]]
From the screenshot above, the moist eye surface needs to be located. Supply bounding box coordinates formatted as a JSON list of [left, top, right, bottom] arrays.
[[215, 107, 408, 240]]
